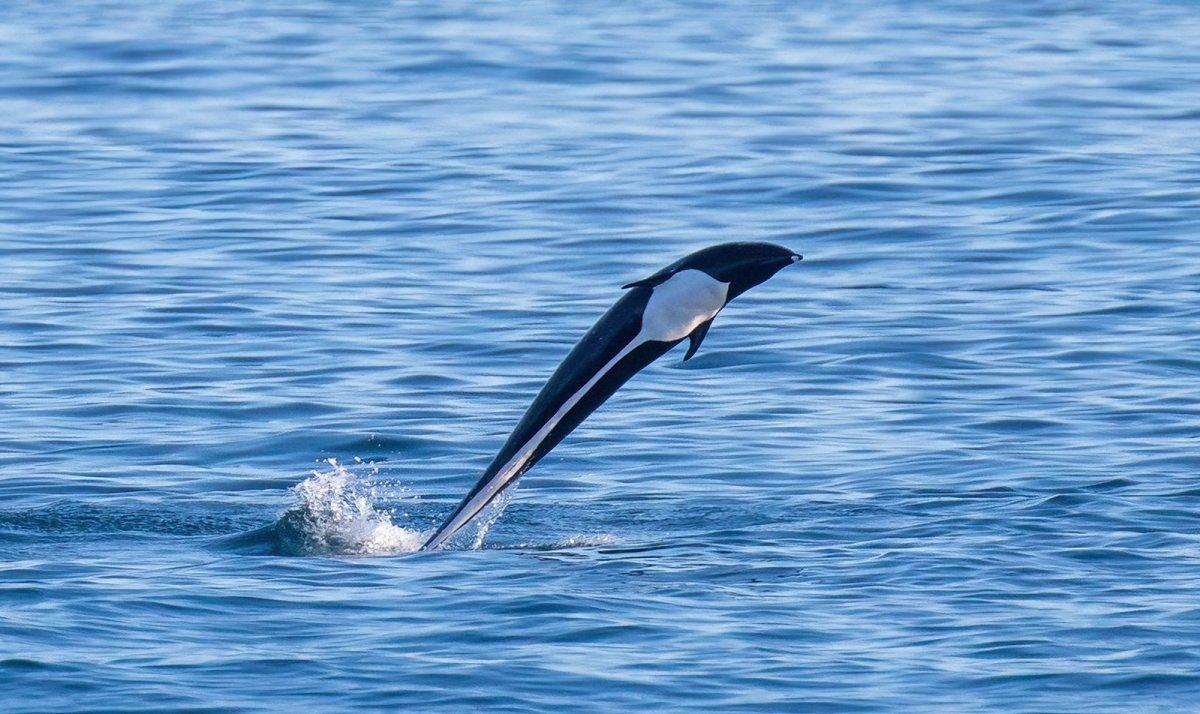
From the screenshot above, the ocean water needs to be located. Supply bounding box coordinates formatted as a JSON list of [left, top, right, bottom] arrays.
[[3, 1, 1200, 710]]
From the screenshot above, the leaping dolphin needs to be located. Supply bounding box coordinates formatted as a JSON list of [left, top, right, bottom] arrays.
[[420, 242, 802, 551]]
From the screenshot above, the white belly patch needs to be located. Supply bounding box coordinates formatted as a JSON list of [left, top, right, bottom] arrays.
[[637, 269, 729, 343]]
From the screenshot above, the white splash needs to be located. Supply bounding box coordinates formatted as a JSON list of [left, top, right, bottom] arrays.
[[511, 533, 618, 551], [275, 458, 425, 556], [273, 459, 613, 556], [554, 533, 617, 548], [469, 486, 518, 550]]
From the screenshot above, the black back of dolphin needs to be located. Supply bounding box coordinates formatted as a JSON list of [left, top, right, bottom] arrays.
[[421, 242, 800, 551], [422, 288, 673, 549]]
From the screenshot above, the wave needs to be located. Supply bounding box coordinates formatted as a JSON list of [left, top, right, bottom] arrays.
[[0, 458, 617, 558]]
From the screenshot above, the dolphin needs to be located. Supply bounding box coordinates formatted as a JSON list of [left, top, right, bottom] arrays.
[[421, 242, 801, 551]]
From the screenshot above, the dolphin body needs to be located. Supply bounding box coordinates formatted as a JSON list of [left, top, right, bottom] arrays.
[[421, 242, 801, 551]]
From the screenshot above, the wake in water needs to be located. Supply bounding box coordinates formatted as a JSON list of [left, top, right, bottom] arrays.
[[272, 458, 521, 556], [268, 457, 615, 556]]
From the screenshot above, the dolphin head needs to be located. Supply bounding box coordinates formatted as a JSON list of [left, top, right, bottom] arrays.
[[624, 242, 801, 301]]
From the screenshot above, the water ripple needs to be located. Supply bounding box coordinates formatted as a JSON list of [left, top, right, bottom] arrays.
[[3, 0, 1200, 711]]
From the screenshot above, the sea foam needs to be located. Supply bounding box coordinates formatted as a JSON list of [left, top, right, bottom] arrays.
[[274, 458, 424, 556]]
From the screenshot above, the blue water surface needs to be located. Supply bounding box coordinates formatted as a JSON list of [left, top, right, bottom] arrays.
[[3, 1, 1200, 711]]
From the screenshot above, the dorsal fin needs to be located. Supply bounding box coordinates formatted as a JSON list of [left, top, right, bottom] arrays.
[[683, 318, 713, 361], [622, 269, 674, 290]]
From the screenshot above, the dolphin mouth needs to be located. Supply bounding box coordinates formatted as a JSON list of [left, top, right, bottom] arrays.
[[790, 254, 803, 263]]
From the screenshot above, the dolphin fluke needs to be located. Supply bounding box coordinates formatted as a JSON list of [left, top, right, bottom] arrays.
[[420, 243, 801, 551]]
